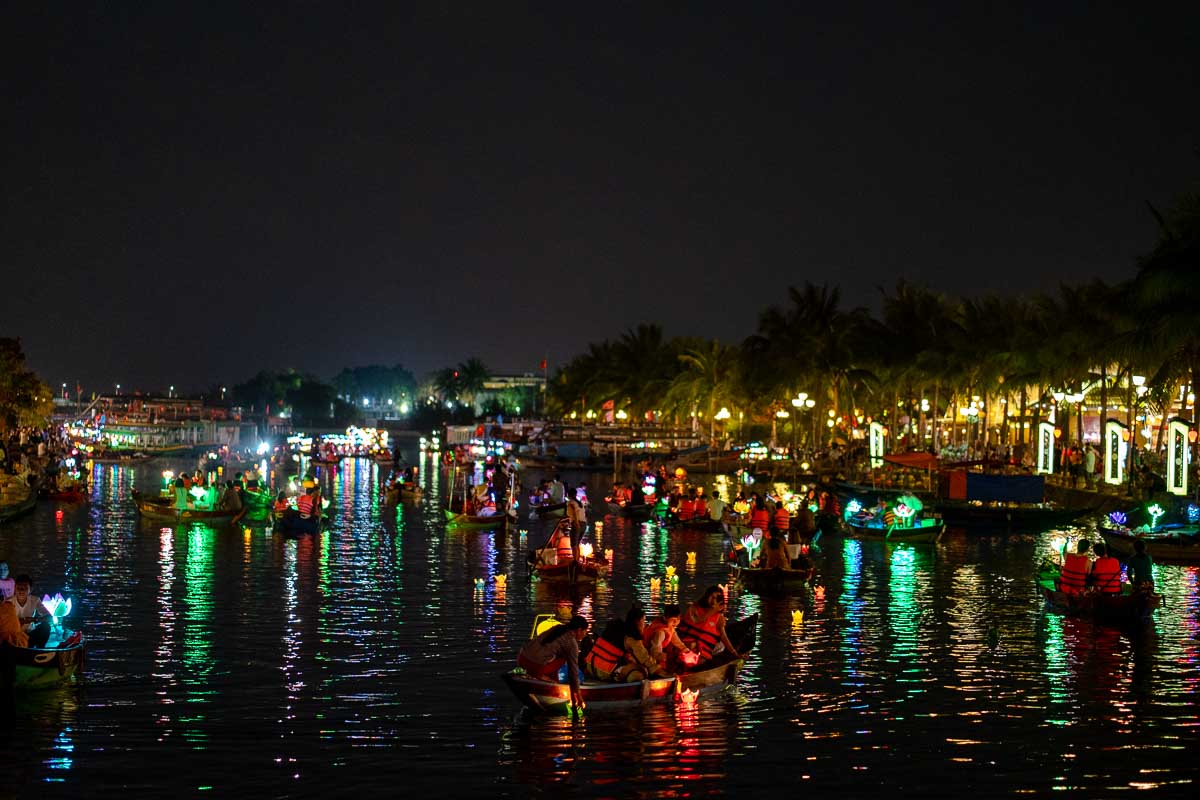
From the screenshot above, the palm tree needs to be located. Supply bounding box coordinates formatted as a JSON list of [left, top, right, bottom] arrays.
[[665, 339, 741, 445], [455, 358, 490, 409]]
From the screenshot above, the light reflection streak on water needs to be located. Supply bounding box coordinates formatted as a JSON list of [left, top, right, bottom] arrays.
[[886, 546, 925, 698], [155, 528, 177, 736], [840, 538, 865, 684], [181, 526, 214, 748], [43, 727, 74, 780]]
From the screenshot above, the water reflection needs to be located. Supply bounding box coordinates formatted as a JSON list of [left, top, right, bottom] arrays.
[[4, 461, 1200, 794]]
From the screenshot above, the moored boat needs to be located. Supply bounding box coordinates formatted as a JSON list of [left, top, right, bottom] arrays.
[[273, 511, 323, 536], [1036, 562, 1161, 626], [132, 489, 247, 525], [502, 614, 758, 714], [0, 492, 38, 524], [1098, 523, 1200, 565], [734, 565, 815, 594]]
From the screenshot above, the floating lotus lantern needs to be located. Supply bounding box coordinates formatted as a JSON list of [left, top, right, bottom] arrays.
[[473, 578, 485, 589], [686, 552, 697, 565], [677, 688, 699, 706], [42, 593, 72, 622], [494, 574, 507, 587], [650, 577, 662, 591], [579, 543, 594, 559], [594, 521, 603, 532], [792, 609, 804, 626], [665, 565, 677, 579], [243, 527, 252, 536], [604, 549, 613, 563], [843, 498, 862, 519], [814, 585, 825, 601], [1107, 510, 1127, 527]]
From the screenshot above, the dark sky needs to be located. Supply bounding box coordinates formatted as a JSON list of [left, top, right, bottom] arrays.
[[4, 2, 1198, 393]]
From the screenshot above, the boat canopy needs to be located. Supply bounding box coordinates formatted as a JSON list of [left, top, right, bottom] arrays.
[[883, 452, 939, 470]]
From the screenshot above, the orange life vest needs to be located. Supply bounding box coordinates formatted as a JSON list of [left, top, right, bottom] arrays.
[[555, 531, 573, 562], [750, 509, 770, 531], [297, 494, 316, 517], [1092, 556, 1122, 593], [643, 620, 679, 664], [679, 499, 696, 520], [273, 499, 288, 512], [677, 606, 722, 660], [773, 507, 790, 531], [585, 636, 624, 678], [695, 499, 708, 517], [1059, 553, 1090, 594]]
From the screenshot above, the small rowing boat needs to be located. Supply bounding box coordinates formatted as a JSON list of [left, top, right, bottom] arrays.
[[132, 489, 247, 525], [1098, 523, 1200, 565], [844, 516, 944, 543], [0, 637, 86, 690], [444, 507, 507, 529], [1036, 562, 1160, 626], [502, 614, 757, 714], [733, 565, 815, 595]]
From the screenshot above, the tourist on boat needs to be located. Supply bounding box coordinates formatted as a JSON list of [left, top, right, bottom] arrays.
[[549, 475, 565, 504], [678, 490, 697, 522], [708, 490, 729, 532], [695, 490, 709, 520], [8, 575, 52, 648], [219, 481, 243, 513], [584, 616, 626, 680], [678, 586, 740, 662], [1090, 542, 1122, 594], [772, 501, 791, 536], [749, 495, 770, 534], [565, 488, 585, 558], [761, 536, 791, 570], [1059, 539, 1092, 595], [296, 486, 318, 519], [0, 562, 14, 600], [517, 615, 589, 708], [644, 604, 697, 672], [273, 492, 289, 515], [614, 607, 670, 681], [1126, 538, 1155, 591], [0, 600, 29, 648]]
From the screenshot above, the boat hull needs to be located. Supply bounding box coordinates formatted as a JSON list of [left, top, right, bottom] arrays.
[[533, 559, 609, 583], [1098, 525, 1200, 565], [132, 490, 246, 525], [444, 508, 507, 529], [937, 502, 1088, 530], [0, 492, 38, 523], [0, 641, 86, 690], [1037, 567, 1161, 626], [735, 566, 815, 595], [844, 519, 944, 543]]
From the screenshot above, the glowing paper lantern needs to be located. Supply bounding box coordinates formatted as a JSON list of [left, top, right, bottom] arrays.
[[650, 577, 662, 591], [604, 549, 613, 563], [494, 574, 507, 586], [42, 593, 73, 620], [1108, 510, 1127, 527], [1148, 503, 1166, 529], [686, 552, 697, 565], [791, 609, 804, 625], [579, 543, 594, 559], [665, 566, 677, 579]]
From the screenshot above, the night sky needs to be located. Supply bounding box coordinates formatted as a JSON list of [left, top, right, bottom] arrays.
[[4, 3, 1198, 392]]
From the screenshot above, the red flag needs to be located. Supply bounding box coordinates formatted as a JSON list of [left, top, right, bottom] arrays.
[[539, 359, 547, 371]]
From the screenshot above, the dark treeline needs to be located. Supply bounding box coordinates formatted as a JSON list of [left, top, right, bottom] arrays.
[[548, 191, 1200, 451]]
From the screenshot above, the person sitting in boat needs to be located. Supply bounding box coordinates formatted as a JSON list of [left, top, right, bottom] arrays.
[[793, 503, 816, 544], [518, 615, 589, 710], [1125, 538, 1155, 592], [0, 601, 28, 648], [218, 481, 243, 513], [173, 476, 190, 510], [0, 562, 14, 600], [476, 487, 499, 517], [1059, 539, 1092, 596], [644, 605, 698, 673], [773, 501, 791, 536], [1090, 542, 1123, 594], [727, 538, 751, 568], [549, 475, 566, 504], [584, 616, 626, 680], [273, 492, 289, 517], [695, 490, 709, 520], [549, 519, 574, 564], [708, 490, 730, 533], [244, 467, 260, 491], [760, 536, 791, 571], [678, 490, 697, 523], [749, 495, 770, 535], [7, 575, 52, 648], [678, 586, 740, 663], [614, 606, 671, 681], [296, 486, 318, 519]]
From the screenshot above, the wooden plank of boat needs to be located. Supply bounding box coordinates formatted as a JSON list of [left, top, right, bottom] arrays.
[[1098, 524, 1200, 565], [132, 489, 247, 525], [0, 639, 86, 690], [529, 500, 567, 519], [1036, 564, 1161, 626], [735, 566, 815, 595], [444, 507, 507, 529], [502, 615, 758, 714], [844, 518, 944, 543]]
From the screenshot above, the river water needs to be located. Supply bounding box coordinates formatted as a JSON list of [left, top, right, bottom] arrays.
[[1, 452, 1197, 797]]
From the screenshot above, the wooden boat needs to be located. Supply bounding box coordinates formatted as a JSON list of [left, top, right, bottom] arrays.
[[734, 565, 815, 594], [528, 499, 567, 518], [90, 450, 150, 463], [604, 501, 654, 521], [844, 516, 944, 543], [0, 637, 86, 689], [241, 488, 274, 516], [39, 486, 87, 503], [1037, 563, 1161, 626], [532, 556, 610, 583], [444, 507, 507, 529], [936, 501, 1089, 529], [1098, 523, 1200, 565], [502, 615, 758, 714], [132, 489, 247, 525], [729, 522, 821, 546], [273, 512, 323, 536], [384, 483, 423, 505], [0, 491, 38, 524]]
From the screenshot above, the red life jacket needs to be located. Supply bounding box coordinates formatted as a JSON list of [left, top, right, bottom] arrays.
[[695, 499, 708, 517], [297, 494, 316, 517], [750, 509, 770, 531], [642, 620, 678, 666], [1092, 556, 1122, 593], [555, 532, 573, 562], [1059, 553, 1090, 594], [585, 636, 623, 678], [677, 607, 722, 660], [679, 499, 696, 520], [273, 499, 288, 512], [773, 507, 790, 531]]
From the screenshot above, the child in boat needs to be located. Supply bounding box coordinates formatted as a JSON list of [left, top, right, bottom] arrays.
[[614, 606, 670, 681], [644, 605, 698, 673]]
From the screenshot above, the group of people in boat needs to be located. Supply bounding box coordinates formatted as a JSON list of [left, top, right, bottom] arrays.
[[516, 587, 743, 707], [272, 478, 324, 525], [168, 467, 267, 514], [0, 562, 79, 650], [1058, 538, 1155, 594]]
